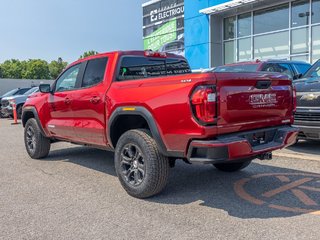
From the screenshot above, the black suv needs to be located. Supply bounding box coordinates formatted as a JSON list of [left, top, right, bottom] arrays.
[[294, 60, 320, 140]]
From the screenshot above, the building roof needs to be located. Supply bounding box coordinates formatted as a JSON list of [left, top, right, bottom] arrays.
[[200, 0, 288, 15]]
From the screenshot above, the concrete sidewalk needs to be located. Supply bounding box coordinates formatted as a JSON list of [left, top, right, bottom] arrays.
[[274, 140, 320, 161]]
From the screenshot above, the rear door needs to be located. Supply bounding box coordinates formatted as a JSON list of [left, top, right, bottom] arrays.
[[47, 63, 84, 139], [215, 72, 294, 135], [71, 57, 108, 146]]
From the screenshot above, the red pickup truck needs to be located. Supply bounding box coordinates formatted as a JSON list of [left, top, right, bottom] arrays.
[[22, 50, 298, 198]]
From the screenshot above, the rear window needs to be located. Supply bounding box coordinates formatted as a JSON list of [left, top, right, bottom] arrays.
[[82, 57, 108, 88], [118, 56, 191, 81], [214, 64, 259, 72]]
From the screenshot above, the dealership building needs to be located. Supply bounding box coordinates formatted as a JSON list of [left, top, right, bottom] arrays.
[[143, 0, 320, 69]]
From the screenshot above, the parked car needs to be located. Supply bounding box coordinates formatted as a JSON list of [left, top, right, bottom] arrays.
[[159, 40, 185, 56], [0, 88, 31, 117], [22, 50, 297, 198], [1, 87, 39, 119], [293, 59, 320, 140], [214, 59, 311, 80]]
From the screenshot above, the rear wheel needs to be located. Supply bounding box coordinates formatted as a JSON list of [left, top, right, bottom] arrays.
[[24, 118, 51, 159], [114, 129, 169, 198], [213, 160, 252, 172]]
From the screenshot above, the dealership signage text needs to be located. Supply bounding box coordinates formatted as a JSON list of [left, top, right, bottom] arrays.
[[150, 4, 184, 22]]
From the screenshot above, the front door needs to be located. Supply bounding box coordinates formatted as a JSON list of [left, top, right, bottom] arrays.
[[47, 63, 83, 140]]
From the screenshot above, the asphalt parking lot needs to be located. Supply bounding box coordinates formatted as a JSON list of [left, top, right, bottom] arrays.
[[0, 118, 320, 240]]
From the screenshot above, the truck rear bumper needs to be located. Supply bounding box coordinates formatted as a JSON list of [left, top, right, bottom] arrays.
[[187, 126, 298, 164]]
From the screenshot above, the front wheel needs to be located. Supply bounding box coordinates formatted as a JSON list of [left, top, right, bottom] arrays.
[[114, 129, 170, 199], [213, 160, 252, 172], [24, 118, 51, 159]]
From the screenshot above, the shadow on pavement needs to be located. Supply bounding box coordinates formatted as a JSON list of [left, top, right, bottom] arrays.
[[44, 146, 116, 177], [287, 139, 320, 155], [151, 161, 320, 219], [42, 146, 320, 219]]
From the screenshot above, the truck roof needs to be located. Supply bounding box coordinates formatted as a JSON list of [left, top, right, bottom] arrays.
[[68, 50, 186, 68]]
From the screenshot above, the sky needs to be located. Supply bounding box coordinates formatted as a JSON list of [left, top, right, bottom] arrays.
[[0, 0, 149, 63]]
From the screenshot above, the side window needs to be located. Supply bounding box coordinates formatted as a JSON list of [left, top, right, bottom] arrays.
[[55, 64, 81, 92], [82, 57, 108, 88], [261, 63, 293, 77]]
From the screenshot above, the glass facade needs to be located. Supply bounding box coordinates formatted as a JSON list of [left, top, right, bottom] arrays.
[[223, 0, 320, 64], [254, 4, 289, 34], [224, 40, 236, 64], [312, 25, 320, 62], [238, 38, 251, 61], [254, 31, 289, 59]]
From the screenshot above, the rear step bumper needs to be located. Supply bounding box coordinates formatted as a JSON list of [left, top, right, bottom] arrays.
[[187, 126, 298, 164]]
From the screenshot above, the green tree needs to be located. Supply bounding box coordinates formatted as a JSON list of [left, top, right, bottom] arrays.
[[49, 58, 68, 79], [0, 59, 27, 78], [79, 50, 98, 59], [22, 59, 50, 79]]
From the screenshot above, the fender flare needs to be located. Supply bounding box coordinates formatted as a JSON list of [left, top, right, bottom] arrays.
[[108, 106, 184, 158], [22, 106, 47, 136]]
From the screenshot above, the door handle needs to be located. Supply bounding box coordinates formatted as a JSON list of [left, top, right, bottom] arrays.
[[90, 96, 100, 104], [64, 98, 72, 105]]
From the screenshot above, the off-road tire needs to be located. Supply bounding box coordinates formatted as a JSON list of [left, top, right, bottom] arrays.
[[213, 160, 252, 172], [24, 118, 51, 159], [114, 129, 169, 198]]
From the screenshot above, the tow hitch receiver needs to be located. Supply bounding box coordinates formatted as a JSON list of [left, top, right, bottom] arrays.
[[258, 152, 272, 160]]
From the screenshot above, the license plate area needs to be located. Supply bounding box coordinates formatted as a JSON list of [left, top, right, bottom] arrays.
[[244, 129, 277, 147]]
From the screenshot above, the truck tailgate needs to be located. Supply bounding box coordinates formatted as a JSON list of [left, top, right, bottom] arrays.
[[214, 72, 294, 134]]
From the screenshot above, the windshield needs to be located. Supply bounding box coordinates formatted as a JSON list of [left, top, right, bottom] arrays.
[[304, 60, 320, 78], [214, 64, 259, 72], [23, 87, 38, 96], [2, 89, 18, 97]]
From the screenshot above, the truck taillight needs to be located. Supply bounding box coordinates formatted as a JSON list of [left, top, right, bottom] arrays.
[[190, 85, 216, 125], [144, 50, 167, 58], [293, 85, 297, 113]]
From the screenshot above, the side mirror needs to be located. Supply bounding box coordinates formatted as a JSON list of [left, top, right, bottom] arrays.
[[39, 84, 52, 93], [293, 73, 303, 80]]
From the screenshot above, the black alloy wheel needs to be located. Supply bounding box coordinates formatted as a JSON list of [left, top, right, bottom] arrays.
[[24, 118, 51, 159], [120, 143, 146, 186], [26, 125, 36, 155], [115, 129, 170, 198]]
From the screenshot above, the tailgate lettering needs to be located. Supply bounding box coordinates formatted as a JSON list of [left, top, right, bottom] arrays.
[[250, 93, 277, 108]]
